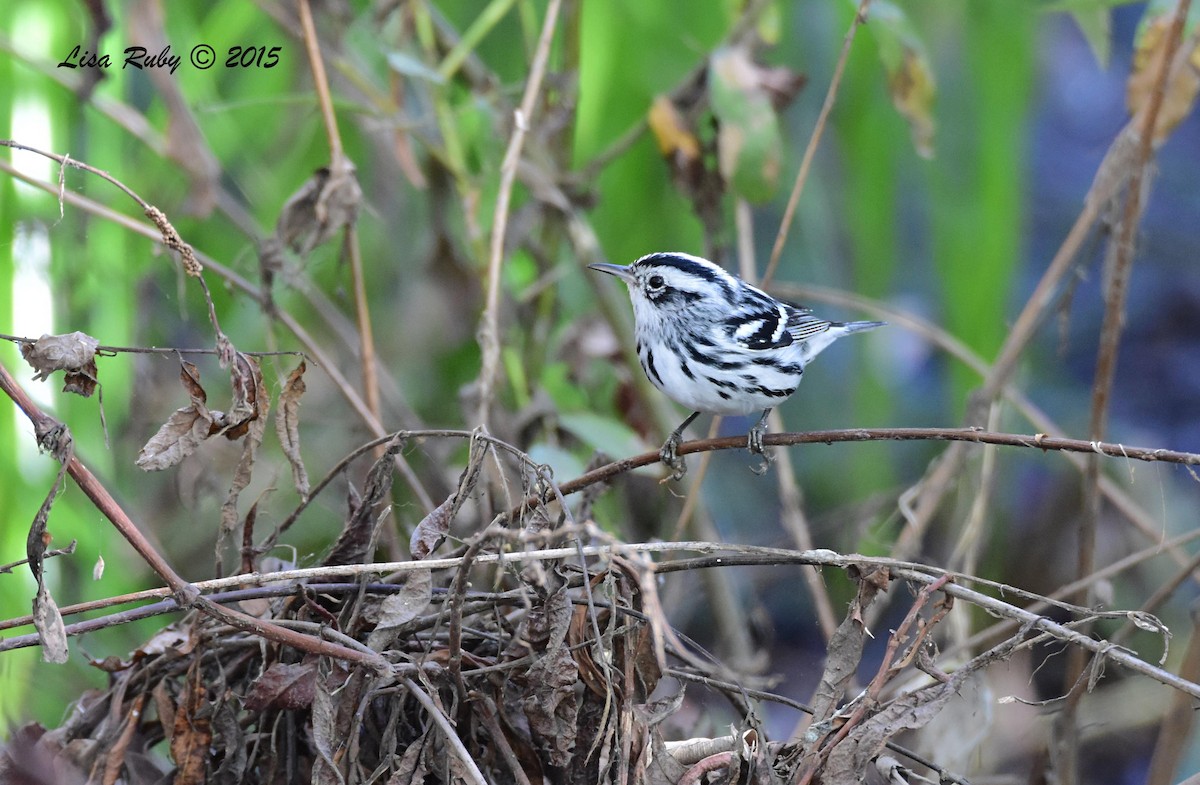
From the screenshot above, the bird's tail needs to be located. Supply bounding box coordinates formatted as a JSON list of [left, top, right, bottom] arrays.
[[835, 320, 886, 335]]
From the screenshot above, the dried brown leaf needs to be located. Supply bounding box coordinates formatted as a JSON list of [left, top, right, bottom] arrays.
[[101, 694, 146, 785], [275, 360, 310, 500], [410, 435, 486, 559], [522, 651, 579, 766], [218, 357, 268, 567], [28, 455, 70, 664], [1128, 12, 1200, 144], [409, 497, 453, 560], [367, 569, 432, 651], [171, 662, 212, 785], [152, 681, 175, 739], [648, 95, 701, 161], [311, 665, 366, 785], [210, 697, 247, 784], [276, 160, 362, 255], [136, 361, 216, 471], [220, 352, 264, 441], [33, 582, 68, 664], [134, 405, 214, 471], [822, 680, 961, 779], [809, 566, 889, 723], [138, 625, 195, 659], [386, 728, 432, 784], [521, 586, 578, 767], [324, 437, 404, 566], [243, 661, 318, 712], [640, 727, 690, 785], [20, 332, 100, 397]]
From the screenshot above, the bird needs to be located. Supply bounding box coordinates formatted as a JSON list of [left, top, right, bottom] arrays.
[[590, 252, 884, 478]]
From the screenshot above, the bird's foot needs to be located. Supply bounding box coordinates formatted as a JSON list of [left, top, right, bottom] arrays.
[[659, 432, 688, 481], [747, 416, 773, 475]]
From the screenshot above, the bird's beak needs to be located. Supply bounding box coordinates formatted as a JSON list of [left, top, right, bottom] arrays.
[[588, 262, 635, 283]]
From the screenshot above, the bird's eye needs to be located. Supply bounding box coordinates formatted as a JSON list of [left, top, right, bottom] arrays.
[[647, 274, 665, 290]]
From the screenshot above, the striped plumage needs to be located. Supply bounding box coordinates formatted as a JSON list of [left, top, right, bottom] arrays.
[[590, 252, 883, 477]]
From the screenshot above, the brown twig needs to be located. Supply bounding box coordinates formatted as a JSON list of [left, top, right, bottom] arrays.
[[1061, 8, 1192, 775], [402, 677, 489, 785], [475, 0, 563, 427], [296, 0, 383, 453], [0, 541, 77, 575], [297, 0, 343, 161], [796, 575, 952, 782], [0, 358, 388, 669], [761, 0, 873, 287], [515, 426, 1200, 516], [1, 334, 306, 358], [0, 537, 1188, 696]]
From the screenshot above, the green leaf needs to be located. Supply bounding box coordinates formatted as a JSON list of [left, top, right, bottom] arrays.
[[386, 50, 447, 84], [864, 0, 937, 158], [558, 411, 646, 461], [1070, 8, 1111, 68], [708, 45, 783, 203], [526, 443, 587, 484]]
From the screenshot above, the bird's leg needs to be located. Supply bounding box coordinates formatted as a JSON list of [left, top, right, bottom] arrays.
[[660, 411, 700, 480], [748, 409, 774, 475]]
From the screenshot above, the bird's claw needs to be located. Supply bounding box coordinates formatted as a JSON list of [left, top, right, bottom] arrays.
[[747, 426, 773, 475], [659, 434, 688, 481]]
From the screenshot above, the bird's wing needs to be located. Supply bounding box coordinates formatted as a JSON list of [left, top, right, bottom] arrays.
[[784, 307, 833, 342], [724, 290, 830, 350]]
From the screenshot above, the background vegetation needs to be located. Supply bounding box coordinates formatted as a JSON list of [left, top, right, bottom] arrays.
[[1, 0, 1199, 782]]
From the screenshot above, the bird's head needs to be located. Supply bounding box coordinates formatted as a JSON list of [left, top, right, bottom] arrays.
[[588, 252, 737, 319]]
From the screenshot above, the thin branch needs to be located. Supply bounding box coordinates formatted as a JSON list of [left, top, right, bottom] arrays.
[[761, 0, 872, 287], [475, 0, 562, 427], [297, 0, 343, 161], [1062, 7, 1191, 771], [0, 541, 77, 575], [0, 359, 388, 669], [1, 334, 306, 358], [520, 426, 1200, 514], [296, 0, 383, 450], [2, 540, 1189, 697], [402, 677, 489, 785]]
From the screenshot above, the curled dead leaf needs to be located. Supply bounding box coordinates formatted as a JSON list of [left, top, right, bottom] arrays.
[[366, 569, 432, 651], [869, 0, 938, 159], [135, 362, 215, 471], [136, 356, 267, 471], [218, 359, 268, 570], [1128, 9, 1200, 144], [648, 95, 701, 162], [275, 361, 310, 500], [244, 661, 319, 712], [33, 582, 69, 664], [20, 332, 101, 398], [276, 159, 362, 255]]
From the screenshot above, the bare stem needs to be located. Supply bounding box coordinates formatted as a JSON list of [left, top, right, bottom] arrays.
[[475, 0, 563, 428]]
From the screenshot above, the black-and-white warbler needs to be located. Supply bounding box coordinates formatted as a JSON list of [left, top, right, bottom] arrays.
[[590, 252, 884, 478]]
